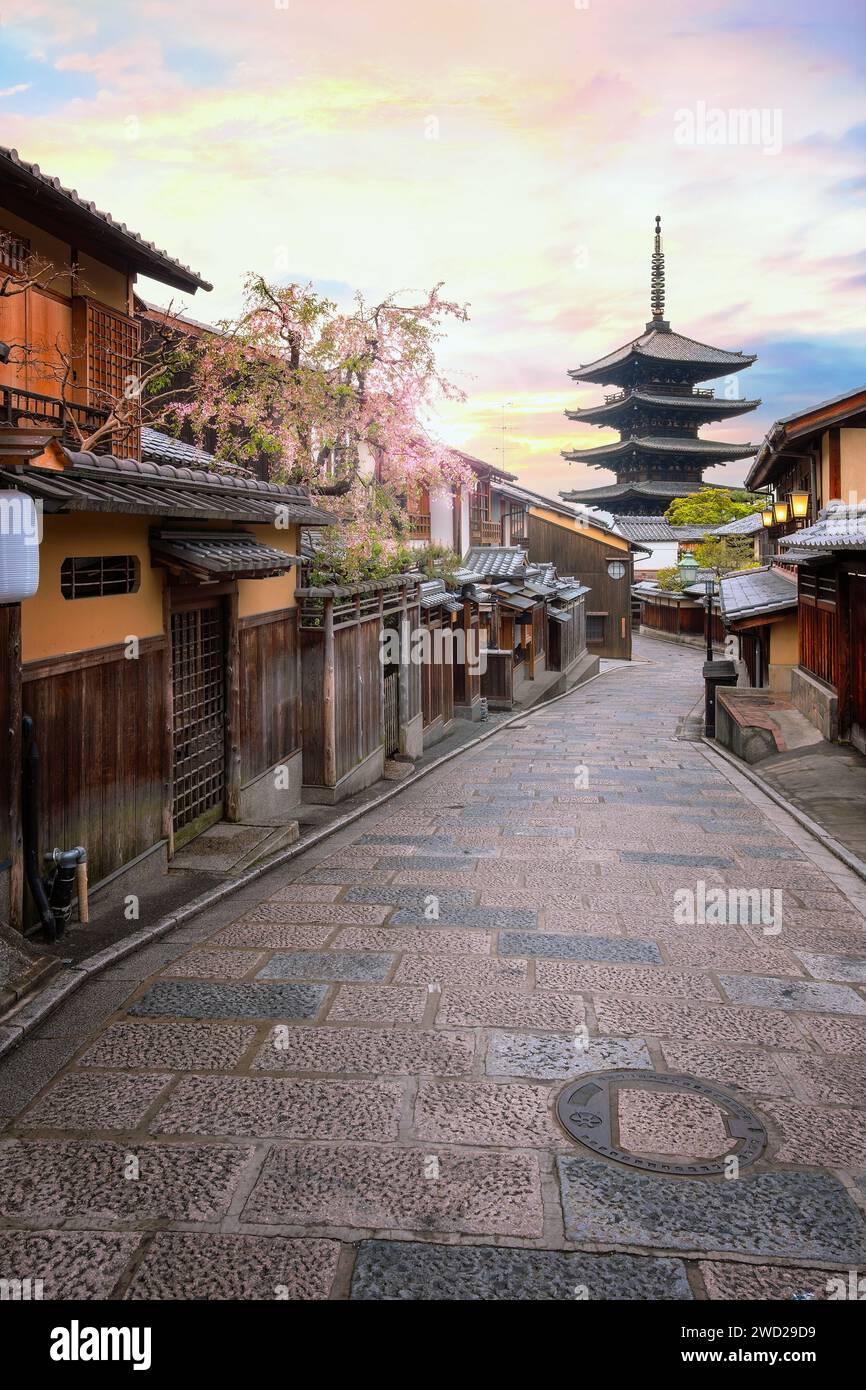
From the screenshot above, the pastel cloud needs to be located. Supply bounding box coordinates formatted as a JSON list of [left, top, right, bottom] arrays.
[[1, 0, 864, 495]]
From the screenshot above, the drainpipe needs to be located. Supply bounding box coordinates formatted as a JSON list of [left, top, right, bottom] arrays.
[[21, 715, 55, 939], [45, 846, 87, 935]]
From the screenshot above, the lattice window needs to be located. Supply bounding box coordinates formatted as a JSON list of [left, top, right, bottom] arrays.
[[587, 613, 606, 644], [84, 301, 141, 458], [60, 555, 139, 599], [171, 606, 226, 831], [0, 226, 30, 274]]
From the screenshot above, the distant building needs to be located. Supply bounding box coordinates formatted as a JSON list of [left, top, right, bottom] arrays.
[[561, 217, 760, 516]]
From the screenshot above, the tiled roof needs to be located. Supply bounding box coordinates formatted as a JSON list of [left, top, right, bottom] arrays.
[[419, 579, 464, 612], [150, 530, 299, 576], [0, 146, 211, 293], [719, 566, 797, 622], [567, 390, 761, 422], [141, 427, 253, 477], [492, 479, 577, 519], [562, 479, 728, 504], [670, 524, 717, 542], [2, 449, 336, 525], [715, 511, 765, 536], [613, 516, 676, 542], [571, 327, 756, 381], [778, 500, 866, 551], [459, 546, 527, 579], [563, 436, 757, 462]]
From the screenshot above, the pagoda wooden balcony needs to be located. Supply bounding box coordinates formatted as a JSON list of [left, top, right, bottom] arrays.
[[406, 512, 431, 541], [470, 519, 502, 546]]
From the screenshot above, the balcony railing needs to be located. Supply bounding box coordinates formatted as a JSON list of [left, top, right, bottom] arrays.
[[406, 512, 431, 541], [470, 518, 502, 546], [0, 385, 113, 453]]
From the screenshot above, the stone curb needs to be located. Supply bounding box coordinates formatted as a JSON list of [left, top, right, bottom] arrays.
[[0, 662, 629, 1060], [701, 737, 866, 890]]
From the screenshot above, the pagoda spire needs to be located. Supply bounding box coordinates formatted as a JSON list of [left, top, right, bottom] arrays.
[[650, 214, 666, 324]]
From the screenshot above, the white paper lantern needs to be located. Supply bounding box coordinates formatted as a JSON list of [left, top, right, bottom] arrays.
[[0, 491, 40, 602]]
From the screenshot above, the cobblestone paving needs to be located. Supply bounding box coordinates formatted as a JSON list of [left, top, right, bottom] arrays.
[[3, 636, 866, 1299]]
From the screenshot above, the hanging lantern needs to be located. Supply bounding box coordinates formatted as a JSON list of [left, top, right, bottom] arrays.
[[761, 506, 775, 528], [773, 499, 790, 525], [0, 491, 40, 602], [790, 489, 810, 520]]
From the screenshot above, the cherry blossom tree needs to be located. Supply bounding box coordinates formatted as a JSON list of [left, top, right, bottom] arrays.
[[169, 276, 473, 551]]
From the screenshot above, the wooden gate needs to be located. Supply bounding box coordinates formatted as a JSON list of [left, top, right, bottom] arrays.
[[383, 669, 400, 757], [170, 600, 226, 843]]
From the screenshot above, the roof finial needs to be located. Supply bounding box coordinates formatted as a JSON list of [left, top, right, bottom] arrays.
[[650, 214, 665, 322]]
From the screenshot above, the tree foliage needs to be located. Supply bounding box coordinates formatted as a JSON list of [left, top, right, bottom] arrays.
[[664, 487, 761, 528]]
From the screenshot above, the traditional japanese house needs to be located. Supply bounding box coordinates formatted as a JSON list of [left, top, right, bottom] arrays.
[[561, 217, 759, 517], [490, 481, 640, 659], [744, 384, 866, 745], [0, 434, 333, 933], [718, 566, 799, 690], [633, 569, 725, 649], [0, 149, 337, 936]]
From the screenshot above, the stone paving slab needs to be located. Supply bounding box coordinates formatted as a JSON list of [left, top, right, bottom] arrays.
[[558, 1158, 866, 1261], [792, 950, 866, 983], [0, 1229, 140, 1300], [128, 981, 328, 1021], [126, 1232, 341, 1300], [699, 1261, 841, 1301], [438, 987, 585, 1030], [327, 984, 428, 1024], [391, 906, 537, 929], [150, 1075, 403, 1141], [593, 997, 811, 1048], [658, 1042, 792, 1097], [231, 902, 391, 925], [535, 961, 720, 1001], [257, 951, 395, 983], [332, 926, 492, 955], [718, 974, 866, 1015], [499, 932, 663, 964], [244, 1143, 544, 1237], [215, 923, 334, 949], [16, 1071, 172, 1132], [350, 1239, 692, 1300], [394, 955, 527, 988], [414, 1080, 557, 1147], [253, 1026, 474, 1075], [164, 949, 266, 979], [344, 887, 476, 910], [77, 1021, 257, 1071], [0, 1139, 252, 1222], [486, 1031, 652, 1080]]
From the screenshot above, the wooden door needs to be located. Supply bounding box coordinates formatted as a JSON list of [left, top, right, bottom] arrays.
[[170, 600, 226, 845]]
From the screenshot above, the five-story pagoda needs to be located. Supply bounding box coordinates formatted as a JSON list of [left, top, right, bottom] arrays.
[[561, 218, 760, 516]]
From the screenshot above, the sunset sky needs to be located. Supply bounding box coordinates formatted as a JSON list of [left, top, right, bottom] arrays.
[[2, 0, 865, 502]]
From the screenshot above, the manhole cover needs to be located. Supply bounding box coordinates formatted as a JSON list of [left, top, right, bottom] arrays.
[[556, 1069, 767, 1177]]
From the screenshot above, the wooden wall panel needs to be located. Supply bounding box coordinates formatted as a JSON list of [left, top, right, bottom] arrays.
[[239, 609, 298, 784], [527, 514, 632, 659], [0, 604, 23, 929], [22, 641, 167, 892]]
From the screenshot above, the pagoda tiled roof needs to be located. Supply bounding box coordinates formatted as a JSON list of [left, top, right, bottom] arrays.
[[561, 479, 730, 504], [566, 389, 761, 425], [562, 436, 757, 466], [570, 326, 756, 383]]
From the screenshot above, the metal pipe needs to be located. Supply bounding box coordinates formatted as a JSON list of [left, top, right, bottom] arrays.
[[21, 715, 55, 939], [45, 846, 87, 935]]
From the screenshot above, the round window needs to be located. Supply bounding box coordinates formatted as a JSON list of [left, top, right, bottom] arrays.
[[607, 560, 627, 580]]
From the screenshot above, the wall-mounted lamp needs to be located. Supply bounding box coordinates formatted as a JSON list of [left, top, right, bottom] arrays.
[[761, 506, 775, 528], [773, 499, 790, 525], [789, 489, 810, 520]]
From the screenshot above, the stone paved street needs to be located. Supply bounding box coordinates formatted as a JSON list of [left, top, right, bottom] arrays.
[[2, 635, 866, 1300]]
